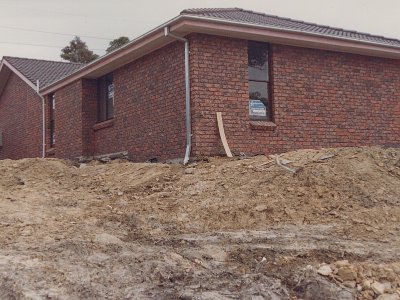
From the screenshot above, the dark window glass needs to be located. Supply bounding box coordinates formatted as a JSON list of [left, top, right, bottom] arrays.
[[248, 42, 272, 121], [248, 46, 269, 82], [97, 73, 114, 122], [249, 81, 269, 102]]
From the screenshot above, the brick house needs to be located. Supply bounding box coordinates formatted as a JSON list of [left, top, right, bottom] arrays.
[[0, 57, 82, 159], [0, 8, 399, 162]]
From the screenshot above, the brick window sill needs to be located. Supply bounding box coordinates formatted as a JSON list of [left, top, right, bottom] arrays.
[[93, 119, 114, 131], [249, 120, 277, 131]]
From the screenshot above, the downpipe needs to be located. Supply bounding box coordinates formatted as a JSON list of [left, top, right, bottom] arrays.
[[36, 80, 46, 158], [164, 26, 191, 165]]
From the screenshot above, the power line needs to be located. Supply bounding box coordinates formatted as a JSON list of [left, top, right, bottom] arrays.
[[2, 3, 129, 21], [0, 25, 113, 41], [0, 41, 105, 51]]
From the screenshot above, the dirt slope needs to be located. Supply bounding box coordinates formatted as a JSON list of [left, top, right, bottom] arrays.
[[0, 146, 399, 299]]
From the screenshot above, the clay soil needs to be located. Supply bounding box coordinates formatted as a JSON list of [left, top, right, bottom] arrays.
[[0, 146, 399, 299]]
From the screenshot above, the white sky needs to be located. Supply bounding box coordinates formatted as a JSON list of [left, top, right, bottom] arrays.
[[0, 0, 399, 61]]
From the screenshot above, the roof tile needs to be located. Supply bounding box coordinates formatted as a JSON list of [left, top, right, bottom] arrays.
[[181, 8, 400, 48], [3, 57, 84, 89]]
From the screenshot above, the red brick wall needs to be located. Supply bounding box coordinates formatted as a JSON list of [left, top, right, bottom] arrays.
[[52, 80, 84, 159], [92, 41, 186, 161], [0, 72, 42, 159], [39, 34, 400, 161], [189, 34, 400, 157], [81, 79, 97, 157], [189, 34, 249, 156], [49, 79, 97, 159], [50, 41, 186, 162]]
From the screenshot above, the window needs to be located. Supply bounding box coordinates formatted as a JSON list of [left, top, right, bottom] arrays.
[[248, 42, 272, 121], [49, 94, 55, 147], [97, 73, 114, 122]]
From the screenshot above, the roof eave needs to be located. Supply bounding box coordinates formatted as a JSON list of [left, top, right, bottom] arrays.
[[41, 15, 184, 95], [176, 15, 400, 57], [41, 14, 400, 95], [0, 59, 38, 97], [0, 61, 10, 98]]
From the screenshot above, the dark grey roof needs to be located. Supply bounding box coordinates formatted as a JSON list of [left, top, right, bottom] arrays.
[[3, 56, 84, 89], [181, 8, 400, 48]]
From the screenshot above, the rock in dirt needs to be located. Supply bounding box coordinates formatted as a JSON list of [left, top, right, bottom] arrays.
[[297, 275, 355, 300], [337, 266, 357, 282], [94, 233, 123, 245], [377, 294, 400, 300], [335, 260, 350, 268], [317, 265, 333, 276], [343, 281, 357, 288], [362, 279, 372, 289], [185, 168, 195, 174], [360, 290, 375, 300], [371, 282, 388, 295], [255, 204, 270, 212]]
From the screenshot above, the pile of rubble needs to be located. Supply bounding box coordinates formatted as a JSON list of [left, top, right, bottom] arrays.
[[317, 260, 400, 300]]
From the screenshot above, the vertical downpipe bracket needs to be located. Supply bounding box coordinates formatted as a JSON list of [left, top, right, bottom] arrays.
[[36, 80, 46, 158], [164, 26, 191, 165]]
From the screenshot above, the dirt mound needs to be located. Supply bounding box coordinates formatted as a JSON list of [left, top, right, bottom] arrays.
[[0, 146, 399, 299]]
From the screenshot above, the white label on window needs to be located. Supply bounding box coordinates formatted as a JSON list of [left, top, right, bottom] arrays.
[[108, 83, 114, 99], [249, 100, 267, 117]]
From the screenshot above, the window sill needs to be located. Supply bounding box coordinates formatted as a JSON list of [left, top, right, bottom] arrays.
[[249, 120, 277, 131], [93, 119, 114, 131]]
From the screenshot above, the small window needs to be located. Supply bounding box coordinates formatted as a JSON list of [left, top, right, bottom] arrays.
[[49, 94, 55, 147], [97, 73, 114, 122], [248, 42, 272, 121]]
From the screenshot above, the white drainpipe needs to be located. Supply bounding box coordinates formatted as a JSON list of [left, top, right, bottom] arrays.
[[164, 26, 191, 165], [36, 80, 46, 158]]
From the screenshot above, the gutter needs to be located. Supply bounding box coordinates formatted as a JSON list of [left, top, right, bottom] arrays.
[[179, 14, 400, 51], [36, 80, 46, 158], [164, 26, 192, 165]]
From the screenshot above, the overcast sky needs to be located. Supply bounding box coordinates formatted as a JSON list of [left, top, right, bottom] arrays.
[[0, 0, 399, 61]]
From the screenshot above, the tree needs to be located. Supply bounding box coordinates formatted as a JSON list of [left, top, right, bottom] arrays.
[[106, 36, 130, 53], [60, 36, 99, 63]]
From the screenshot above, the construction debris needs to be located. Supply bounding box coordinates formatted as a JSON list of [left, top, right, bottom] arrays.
[[275, 154, 297, 173]]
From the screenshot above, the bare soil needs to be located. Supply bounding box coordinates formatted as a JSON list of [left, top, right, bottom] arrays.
[[0, 146, 399, 299]]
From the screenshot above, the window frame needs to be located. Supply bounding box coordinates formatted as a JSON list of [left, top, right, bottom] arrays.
[[248, 41, 273, 122], [97, 73, 114, 123], [49, 93, 56, 148]]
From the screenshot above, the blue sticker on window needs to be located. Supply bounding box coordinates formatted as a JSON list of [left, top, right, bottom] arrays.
[[249, 100, 267, 117]]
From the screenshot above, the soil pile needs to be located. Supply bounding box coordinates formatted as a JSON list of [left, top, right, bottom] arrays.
[[0, 146, 399, 299]]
